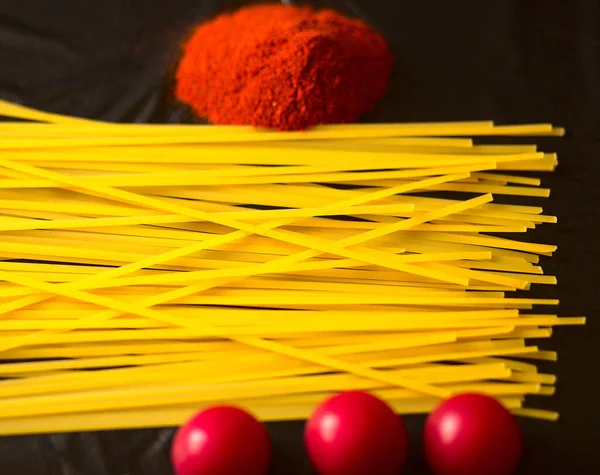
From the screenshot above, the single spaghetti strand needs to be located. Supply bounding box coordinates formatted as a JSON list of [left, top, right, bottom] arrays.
[[4, 125, 556, 150], [0, 162, 490, 189], [0, 202, 419, 233], [0, 396, 526, 436], [0, 99, 99, 125]]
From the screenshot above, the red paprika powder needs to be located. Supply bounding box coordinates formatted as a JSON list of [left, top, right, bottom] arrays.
[[175, 4, 392, 130]]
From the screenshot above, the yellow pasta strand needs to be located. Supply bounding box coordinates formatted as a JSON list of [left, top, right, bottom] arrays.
[[0, 101, 581, 434]]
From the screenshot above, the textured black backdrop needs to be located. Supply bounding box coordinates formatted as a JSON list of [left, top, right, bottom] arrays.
[[0, 1, 599, 473]]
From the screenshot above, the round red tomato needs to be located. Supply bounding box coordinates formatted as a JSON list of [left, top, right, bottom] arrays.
[[305, 391, 408, 475], [171, 406, 270, 475], [424, 393, 522, 475]]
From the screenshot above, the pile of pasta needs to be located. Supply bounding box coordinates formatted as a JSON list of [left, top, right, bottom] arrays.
[[0, 99, 583, 435]]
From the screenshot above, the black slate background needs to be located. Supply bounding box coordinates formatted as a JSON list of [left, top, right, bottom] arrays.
[[0, 0, 598, 473]]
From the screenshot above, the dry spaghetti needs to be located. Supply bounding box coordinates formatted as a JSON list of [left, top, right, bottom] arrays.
[[0, 99, 581, 435]]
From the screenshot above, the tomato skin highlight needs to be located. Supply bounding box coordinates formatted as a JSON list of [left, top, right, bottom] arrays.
[[305, 391, 408, 475], [424, 393, 522, 475], [171, 406, 270, 475]]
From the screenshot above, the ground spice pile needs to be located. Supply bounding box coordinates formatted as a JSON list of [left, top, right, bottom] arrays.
[[175, 4, 393, 130]]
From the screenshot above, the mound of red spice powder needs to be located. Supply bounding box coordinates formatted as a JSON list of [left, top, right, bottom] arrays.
[[175, 4, 393, 130]]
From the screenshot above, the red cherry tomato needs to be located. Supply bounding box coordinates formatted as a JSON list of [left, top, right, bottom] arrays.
[[305, 391, 408, 475], [171, 406, 270, 475], [424, 393, 522, 475]]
